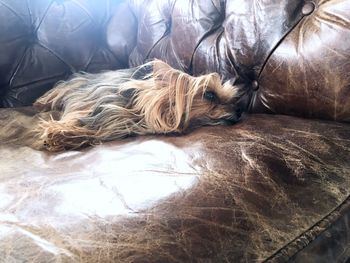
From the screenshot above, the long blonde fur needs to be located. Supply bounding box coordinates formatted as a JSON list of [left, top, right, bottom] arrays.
[[34, 60, 241, 151]]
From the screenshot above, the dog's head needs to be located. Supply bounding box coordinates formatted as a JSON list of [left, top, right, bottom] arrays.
[[184, 72, 245, 127], [129, 60, 249, 134]]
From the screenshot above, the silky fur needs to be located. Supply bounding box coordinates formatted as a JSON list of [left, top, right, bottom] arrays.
[[34, 60, 240, 151]]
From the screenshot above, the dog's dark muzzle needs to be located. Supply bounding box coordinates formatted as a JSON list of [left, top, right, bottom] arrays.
[[224, 108, 242, 125], [223, 92, 251, 125], [229, 84, 253, 124], [227, 75, 255, 116]]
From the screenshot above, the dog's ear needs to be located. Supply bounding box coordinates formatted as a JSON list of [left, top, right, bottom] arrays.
[[136, 60, 194, 133], [152, 59, 184, 85], [152, 59, 174, 75]]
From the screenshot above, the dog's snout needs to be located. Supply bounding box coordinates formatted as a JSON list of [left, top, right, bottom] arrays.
[[233, 89, 252, 119], [235, 107, 243, 119], [224, 112, 240, 125], [224, 116, 238, 125]]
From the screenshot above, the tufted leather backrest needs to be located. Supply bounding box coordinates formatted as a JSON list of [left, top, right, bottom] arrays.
[[251, 0, 350, 122], [0, 0, 123, 107], [0, 0, 349, 122]]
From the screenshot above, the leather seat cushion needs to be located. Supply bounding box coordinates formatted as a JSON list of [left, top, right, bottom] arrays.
[[1, 108, 349, 262]]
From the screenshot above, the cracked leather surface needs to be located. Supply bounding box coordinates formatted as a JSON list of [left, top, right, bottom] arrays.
[[251, 0, 350, 122], [1, 0, 349, 121], [0, 0, 350, 262], [1, 0, 306, 107], [0, 109, 350, 262]]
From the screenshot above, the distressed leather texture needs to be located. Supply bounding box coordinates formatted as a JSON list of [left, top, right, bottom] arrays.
[[1, 110, 350, 262], [0, 0, 350, 262]]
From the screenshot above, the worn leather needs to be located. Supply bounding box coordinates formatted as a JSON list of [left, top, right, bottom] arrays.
[[0, 0, 350, 262], [251, 0, 350, 122], [0, 0, 123, 107], [0, 108, 350, 262], [1, 0, 349, 121]]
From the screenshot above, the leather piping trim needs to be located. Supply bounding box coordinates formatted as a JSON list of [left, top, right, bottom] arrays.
[[263, 194, 350, 262]]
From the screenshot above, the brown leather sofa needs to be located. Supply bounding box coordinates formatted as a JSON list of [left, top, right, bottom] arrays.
[[0, 0, 349, 262]]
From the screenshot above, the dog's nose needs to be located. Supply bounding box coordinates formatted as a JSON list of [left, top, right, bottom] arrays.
[[225, 114, 239, 125], [235, 107, 243, 119]]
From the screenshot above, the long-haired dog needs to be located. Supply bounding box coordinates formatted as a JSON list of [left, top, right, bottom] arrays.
[[34, 60, 246, 151]]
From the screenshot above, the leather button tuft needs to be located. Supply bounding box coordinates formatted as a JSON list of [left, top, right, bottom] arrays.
[[164, 19, 172, 35], [302, 2, 315, 15], [252, 80, 259, 91]]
